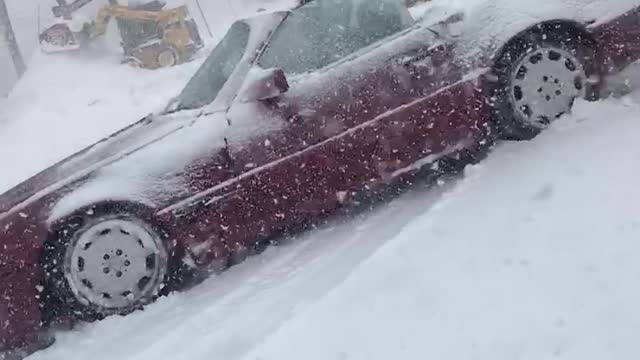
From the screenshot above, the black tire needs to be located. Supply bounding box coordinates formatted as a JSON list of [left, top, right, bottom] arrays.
[[439, 137, 495, 175], [489, 23, 600, 140], [41, 202, 172, 322], [157, 46, 179, 68]]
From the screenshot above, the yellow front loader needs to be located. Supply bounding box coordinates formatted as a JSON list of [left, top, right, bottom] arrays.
[[39, 1, 204, 69]]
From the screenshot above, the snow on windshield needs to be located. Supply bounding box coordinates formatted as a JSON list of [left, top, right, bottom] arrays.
[[175, 22, 251, 111]]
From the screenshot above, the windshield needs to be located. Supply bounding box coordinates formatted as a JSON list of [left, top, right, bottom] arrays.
[[175, 21, 250, 110]]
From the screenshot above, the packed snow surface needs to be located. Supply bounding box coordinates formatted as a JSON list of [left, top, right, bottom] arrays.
[[19, 88, 640, 360], [1, 0, 640, 359]]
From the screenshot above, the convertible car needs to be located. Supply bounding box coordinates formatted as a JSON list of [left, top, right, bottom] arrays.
[[2, 0, 640, 355]]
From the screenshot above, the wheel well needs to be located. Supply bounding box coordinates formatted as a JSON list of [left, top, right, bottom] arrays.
[[44, 200, 190, 297], [495, 20, 597, 64], [488, 19, 600, 141], [47, 200, 156, 233], [40, 200, 179, 323]]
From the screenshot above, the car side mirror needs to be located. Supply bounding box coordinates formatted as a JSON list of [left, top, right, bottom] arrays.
[[417, 6, 465, 34], [238, 67, 289, 103]]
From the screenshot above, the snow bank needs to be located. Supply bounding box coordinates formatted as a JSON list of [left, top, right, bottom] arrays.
[[238, 95, 640, 360]]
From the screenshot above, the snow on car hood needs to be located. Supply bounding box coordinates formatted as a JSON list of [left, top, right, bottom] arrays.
[[47, 110, 234, 222], [0, 109, 233, 223], [0, 113, 188, 216]]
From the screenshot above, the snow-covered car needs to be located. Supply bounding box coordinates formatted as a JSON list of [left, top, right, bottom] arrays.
[[2, 0, 640, 355]]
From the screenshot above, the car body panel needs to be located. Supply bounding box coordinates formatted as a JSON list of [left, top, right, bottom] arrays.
[[3, 0, 640, 354], [592, 6, 640, 72], [420, 0, 640, 70], [164, 77, 488, 268]]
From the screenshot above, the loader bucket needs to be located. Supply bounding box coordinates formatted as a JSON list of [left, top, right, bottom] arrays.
[[39, 23, 82, 53]]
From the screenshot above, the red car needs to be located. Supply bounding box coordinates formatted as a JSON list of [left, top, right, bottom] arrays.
[[2, 0, 640, 355]]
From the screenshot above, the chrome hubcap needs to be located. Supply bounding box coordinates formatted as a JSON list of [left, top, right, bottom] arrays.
[[64, 218, 167, 311], [509, 47, 587, 128]]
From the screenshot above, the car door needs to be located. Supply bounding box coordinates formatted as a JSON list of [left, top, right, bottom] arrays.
[[227, 0, 420, 173], [220, 0, 481, 240], [225, 0, 417, 204], [378, 20, 482, 174]]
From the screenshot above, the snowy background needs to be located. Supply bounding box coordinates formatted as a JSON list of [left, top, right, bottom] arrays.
[[0, 0, 292, 96], [2, 0, 640, 359]]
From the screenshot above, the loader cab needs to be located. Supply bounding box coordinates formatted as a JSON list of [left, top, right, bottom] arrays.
[[115, 1, 167, 51], [116, 19, 161, 51]]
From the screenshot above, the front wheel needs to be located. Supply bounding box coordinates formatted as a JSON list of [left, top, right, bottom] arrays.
[[157, 47, 178, 68], [42, 204, 169, 320], [490, 25, 600, 140]]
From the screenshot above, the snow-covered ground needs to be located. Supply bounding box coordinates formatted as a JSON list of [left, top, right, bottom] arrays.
[[239, 95, 640, 360], [21, 88, 640, 360], [2, 0, 640, 359]]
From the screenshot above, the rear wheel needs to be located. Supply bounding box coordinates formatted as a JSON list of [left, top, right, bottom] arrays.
[[42, 204, 169, 320], [490, 24, 599, 140]]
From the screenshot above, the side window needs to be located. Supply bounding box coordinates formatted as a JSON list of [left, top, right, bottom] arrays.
[[352, 0, 411, 43], [176, 22, 250, 110], [259, 0, 409, 74]]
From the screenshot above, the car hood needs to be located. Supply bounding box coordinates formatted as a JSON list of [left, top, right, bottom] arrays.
[[0, 108, 231, 222]]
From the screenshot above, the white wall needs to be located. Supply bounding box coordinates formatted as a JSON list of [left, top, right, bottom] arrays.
[[0, 38, 17, 96], [1, 0, 43, 96]]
